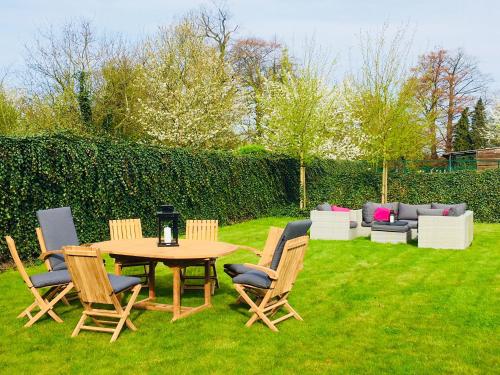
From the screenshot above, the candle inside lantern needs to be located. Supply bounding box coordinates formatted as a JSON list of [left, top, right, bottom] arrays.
[[164, 226, 172, 243]]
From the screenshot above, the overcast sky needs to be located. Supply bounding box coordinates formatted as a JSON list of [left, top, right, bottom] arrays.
[[1, 0, 499, 93]]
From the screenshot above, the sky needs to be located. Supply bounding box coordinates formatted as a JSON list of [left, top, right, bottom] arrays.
[[1, 0, 499, 93]]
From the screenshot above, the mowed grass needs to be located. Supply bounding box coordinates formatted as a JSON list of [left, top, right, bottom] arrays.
[[0, 217, 498, 374]]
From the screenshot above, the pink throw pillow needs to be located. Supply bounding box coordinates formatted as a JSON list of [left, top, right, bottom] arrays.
[[442, 209, 450, 216], [373, 207, 390, 222], [332, 205, 350, 212]]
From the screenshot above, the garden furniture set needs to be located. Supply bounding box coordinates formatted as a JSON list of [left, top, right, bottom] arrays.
[[6, 206, 312, 342], [310, 202, 473, 249]]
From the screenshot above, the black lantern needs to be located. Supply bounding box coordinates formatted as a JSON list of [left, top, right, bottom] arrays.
[[157, 204, 180, 247]]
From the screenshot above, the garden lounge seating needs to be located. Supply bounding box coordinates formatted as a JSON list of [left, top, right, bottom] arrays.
[[5, 236, 74, 327], [63, 246, 142, 343]]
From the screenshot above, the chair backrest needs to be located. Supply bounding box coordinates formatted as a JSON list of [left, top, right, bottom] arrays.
[[185, 220, 218, 241], [63, 246, 114, 304], [109, 219, 143, 240], [271, 235, 309, 297], [5, 236, 33, 288], [259, 227, 285, 267], [270, 219, 312, 270], [37, 207, 79, 270]]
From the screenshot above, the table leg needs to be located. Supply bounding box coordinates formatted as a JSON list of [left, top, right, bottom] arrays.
[[148, 262, 156, 299], [172, 266, 181, 320], [204, 260, 211, 306]]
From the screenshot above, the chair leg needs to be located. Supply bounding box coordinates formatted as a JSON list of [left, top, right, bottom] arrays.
[[110, 284, 141, 342], [284, 302, 303, 321], [25, 283, 73, 327], [72, 313, 88, 337], [234, 285, 278, 332], [211, 260, 219, 295]]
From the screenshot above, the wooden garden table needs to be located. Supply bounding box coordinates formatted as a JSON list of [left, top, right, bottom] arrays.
[[91, 238, 239, 321]]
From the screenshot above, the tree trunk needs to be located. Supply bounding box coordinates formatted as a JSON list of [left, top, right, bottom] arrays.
[[429, 110, 438, 159], [299, 153, 306, 210], [381, 159, 388, 203]]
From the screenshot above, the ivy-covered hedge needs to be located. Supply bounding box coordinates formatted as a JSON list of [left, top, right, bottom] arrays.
[[0, 134, 298, 261], [1, 134, 499, 262], [307, 159, 500, 222]]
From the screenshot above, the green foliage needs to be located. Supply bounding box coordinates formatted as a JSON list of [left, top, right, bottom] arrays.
[[470, 98, 487, 149], [235, 144, 269, 156], [453, 108, 472, 151], [0, 134, 298, 261], [0, 87, 19, 134]]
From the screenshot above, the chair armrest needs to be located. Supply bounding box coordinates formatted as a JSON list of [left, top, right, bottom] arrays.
[[39, 250, 63, 260], [243, 263, 278, 279], [237, 245, 262, 257]]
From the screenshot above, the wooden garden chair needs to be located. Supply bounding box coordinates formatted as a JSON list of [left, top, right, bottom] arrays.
[[232, 235, 310, 332], [63, 246, 142, 343], [5, 236, 74, 327], [109, 219, 154, 285], [181, 220, 219, 294]]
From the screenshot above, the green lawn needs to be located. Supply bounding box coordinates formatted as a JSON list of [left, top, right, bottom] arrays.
[[0, 217, 499, 374]]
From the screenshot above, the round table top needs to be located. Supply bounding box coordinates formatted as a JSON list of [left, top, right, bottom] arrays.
[[91, 238, 239, 260]]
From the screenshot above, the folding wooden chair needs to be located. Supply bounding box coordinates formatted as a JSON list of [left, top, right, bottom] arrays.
[[63, 246, 142, 343], [232, 235, 309, 332], [5, 236, 74, 327], [181, 220, 219, 294], [109, 219, 154, 285]]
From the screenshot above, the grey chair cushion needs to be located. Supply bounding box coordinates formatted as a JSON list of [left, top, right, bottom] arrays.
[[232, 270, 272, 289], [372, 223, 410, 233], [108, 274, 141, 294], [48, 254, 68, 271], [362, 202, 399, 223], [431, 203, 467, 216], [405, 220, 418, 229], [399, 203, 431, 220], [30, 270, 71, 288], [223, 263, 253, 278], [316, 203, 331, 211], [270, 219, 312, 270], [417, 208, 446, 216], [37, 207, 79, 270], [349, 221, 358, 229]]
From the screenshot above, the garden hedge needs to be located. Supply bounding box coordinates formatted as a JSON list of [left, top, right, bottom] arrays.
[[1, 134, 499, 262]]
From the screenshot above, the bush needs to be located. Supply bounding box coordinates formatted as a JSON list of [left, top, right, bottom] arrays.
[[0, 134, 299, 261]]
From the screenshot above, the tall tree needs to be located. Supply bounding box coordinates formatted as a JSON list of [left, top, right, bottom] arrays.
[[453, 108, 472, 151], [470, 98, 487, 149], [346, 28, 427, 203], [77, 70, 93, 128], [0, 84, 19, 135]]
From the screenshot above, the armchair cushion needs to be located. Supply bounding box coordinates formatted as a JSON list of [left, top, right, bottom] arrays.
[[108, 274, 141, 294], [232, 270, 272, 289], [270, 219, 312, 270], [30, 270, 71, 288], [316, 203, 331, 211], [431, 203, 467, 216], [398, 203, 431, 220], [223, 263, 253, 277]]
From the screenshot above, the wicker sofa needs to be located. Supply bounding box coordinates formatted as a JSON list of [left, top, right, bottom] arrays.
[[310, 202, 473, 249]]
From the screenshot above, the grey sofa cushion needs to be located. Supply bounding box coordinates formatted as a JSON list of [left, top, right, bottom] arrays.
[[316, 203, 331, 211], [399, 203, 432, 220], [30, 270, 71, 288], [372, 223, 410, 233], [232, 270, 272, 289], [405, 220, 418, 229], [361, 221, 372, 227], [417, 208, 446, 216], [223, 263, 253, 278], [37, 207, 79, 271], [270, 219, 312, 270], [431, 203, 467, 216], [362, 202, 399, 223], [349, 221, 358, 229], [108, 274, 141, 293]]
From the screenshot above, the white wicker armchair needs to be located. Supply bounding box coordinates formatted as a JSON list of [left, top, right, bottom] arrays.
[[418, 210, 474, 250], [310, 209, 363, 240]]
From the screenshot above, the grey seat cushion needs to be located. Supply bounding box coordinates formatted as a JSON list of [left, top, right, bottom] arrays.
[[108, 274, 141, 294], [372, 223, 410, 232], [270, 219, 312, 270], [405, 220, 418, 229], [349, 221, 358, 229], [37, 207, 79, 271], [223, 263, 253, 278], [48, 254, 68, 270], [398, 203, 431, 220], [232, 270, 272, 289], [30, 270, 71, 288], [431, 203, 467, 216], [361, 221, 372, 227], [362, 202, 399, 224], [316, 203, 331, 211]]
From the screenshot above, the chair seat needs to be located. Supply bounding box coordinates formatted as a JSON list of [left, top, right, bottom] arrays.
[[232, 270, 272, 289], [30, 270, 71, 288], [223, 263, 254, 277], [108, 274, 142, 293]]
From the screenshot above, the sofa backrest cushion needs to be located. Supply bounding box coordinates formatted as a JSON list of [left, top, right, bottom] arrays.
[[270, 219, 312, 270], [316, 203, 331, 211], [417, 208, 446, 216], [332, 205, 350, 212], [362, 202, 399, 223], [431, 203, 467, 216], [399, 203, 432, 220]]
